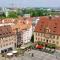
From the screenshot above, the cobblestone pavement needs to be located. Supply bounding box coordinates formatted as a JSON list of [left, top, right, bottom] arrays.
[[0, 50, 60, 60]]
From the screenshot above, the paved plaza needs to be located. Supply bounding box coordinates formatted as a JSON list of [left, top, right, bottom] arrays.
[[0, 50, 60, 60]]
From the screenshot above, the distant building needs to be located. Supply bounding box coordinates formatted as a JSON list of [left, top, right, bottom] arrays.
[[4, 7, 18, 17], [34, 16, 60, 47], [32, 17, 40, 31], [24, 14, 30, 18]]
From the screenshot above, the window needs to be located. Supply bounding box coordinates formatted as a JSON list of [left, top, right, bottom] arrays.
[[53, 35, 55, 39], [36, 37, 37, 40], [6, 44, 8, 46], [42, 33, 44, 37], [38, 38, 40, 40], [3, 44, 5, 47], [41, 33, 43, 36], [49, 40, 51, 43], [40, 29, 41, 30], [6, 32, 8, 34], [54, 27, 56, 28], [52, 35, 55, 39], [1, 45, 2, 48], [56, 41, 59, 44], [9, 32, 11, 33], [9, 43, 11, 45], [43, 39, 45, 41], [46, 29, 49, 33], [38, 33, 40, 36], [50, 35, 52, 38], [36, 33, 37, 36], [41, 38, 42, 41], [2, 38, 3, 39], [53, 31, 55, 32], [53, 41, 55, 43], [0, 34, 2, 35], [57, 36, 59, 39]]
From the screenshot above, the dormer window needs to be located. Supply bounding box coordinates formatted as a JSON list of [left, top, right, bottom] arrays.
[[40, 29, 41, 30], [0, 34, 2, 35], [9, 32, 11, 33], [53, 31, 55, 32], [44, 26, 50, 33], [54, 27, 56, 28]]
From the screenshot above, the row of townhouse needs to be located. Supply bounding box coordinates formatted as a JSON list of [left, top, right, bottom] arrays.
[[0, 17, 32, 53], [0, 25, 16, 53]]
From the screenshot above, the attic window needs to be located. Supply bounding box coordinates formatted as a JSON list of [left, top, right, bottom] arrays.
[[53, 31, 55, 32], [40, 29, 41, 30], [9, 32, 11, 33], [6, 33, 8, 34], [54, 27, 56, 28], [0, 34, 2, 35]]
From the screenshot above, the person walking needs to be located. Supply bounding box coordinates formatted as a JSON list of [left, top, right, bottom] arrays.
[[31, 53, 34, 57]]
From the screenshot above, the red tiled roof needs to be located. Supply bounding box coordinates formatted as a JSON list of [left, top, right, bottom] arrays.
[[0, 25, 15, 37], [35, 16, 60, 35], [15, 19, 32, 32], [9, 17, 32, 33], [0, 17, 32, 35]]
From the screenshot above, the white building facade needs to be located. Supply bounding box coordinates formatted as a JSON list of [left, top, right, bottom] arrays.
[[22, 26, 32, 44]]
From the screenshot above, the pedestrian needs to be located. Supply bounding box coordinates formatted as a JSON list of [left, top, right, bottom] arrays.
[[31, 53, 34, 57]]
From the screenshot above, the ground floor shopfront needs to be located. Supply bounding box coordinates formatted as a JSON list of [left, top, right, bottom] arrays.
[[0, 44, 15, 53]]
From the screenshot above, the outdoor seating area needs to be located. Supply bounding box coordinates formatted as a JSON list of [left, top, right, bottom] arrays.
[[0, 50, 18, 60], [28, 41, 56, 54]]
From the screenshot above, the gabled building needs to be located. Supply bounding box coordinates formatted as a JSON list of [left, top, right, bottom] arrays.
[[15, 18, 32, 47], [0, 25, 16, 53], [34, 16, 60, 47]]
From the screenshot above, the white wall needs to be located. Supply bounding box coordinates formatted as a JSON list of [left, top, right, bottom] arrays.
[[22, 26, 32, 44]]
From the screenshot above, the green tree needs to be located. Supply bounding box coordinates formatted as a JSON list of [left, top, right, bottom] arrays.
[[31, 35, 34, 43], [0, 12, 6, 18], [37, 41, 44, 46], [8, 11, 18, 18]]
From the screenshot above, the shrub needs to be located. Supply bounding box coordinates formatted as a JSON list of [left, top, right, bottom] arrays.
[[37, 41, 44, 46], [47, 43, 56, 49]]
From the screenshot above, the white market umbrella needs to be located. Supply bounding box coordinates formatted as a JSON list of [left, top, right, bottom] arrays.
[[7, 53, 13, 56], [12, 50, 18, 54], [20, 47, 25, 49]]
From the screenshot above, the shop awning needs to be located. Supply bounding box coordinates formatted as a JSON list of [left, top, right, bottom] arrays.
[[36, 45, 43, 49]]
